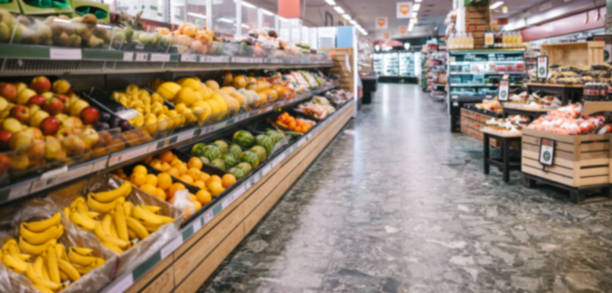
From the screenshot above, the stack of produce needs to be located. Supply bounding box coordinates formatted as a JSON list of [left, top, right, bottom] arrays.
[[222, 73, 295, 107], [484, 114, 530, 133], [531, 64, 612, 84], [527, 104, 609, 134], [1, 213, 106, 293], [324, 89, 353, 105], [474, 99, 502, 114], [0, 77, 122, 173], [296, 97, 336, 120], [275, 112, 315, 133], [162, 23, 216, 55], [191, 129, 284, 179], [505, 91, 561, 109], [64, 181, 175, 254]]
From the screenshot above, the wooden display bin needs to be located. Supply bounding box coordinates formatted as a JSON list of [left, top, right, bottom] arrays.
[[540, 41, 605, 67], [460, 107, 500, 147], [521, 128, 611, 188]]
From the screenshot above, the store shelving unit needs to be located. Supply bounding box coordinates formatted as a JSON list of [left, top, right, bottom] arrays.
[[373, 51, 419, 83], [447, 49, 526, 132]]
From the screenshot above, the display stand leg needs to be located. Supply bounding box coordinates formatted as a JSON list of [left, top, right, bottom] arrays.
[[483, 133, 490, 175]]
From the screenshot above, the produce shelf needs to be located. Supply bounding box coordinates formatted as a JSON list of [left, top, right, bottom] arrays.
[[449, 49, 525, 54], [0, 85, 337, 204], [0, 43, 333, 76], [99, 98, 355, 293]]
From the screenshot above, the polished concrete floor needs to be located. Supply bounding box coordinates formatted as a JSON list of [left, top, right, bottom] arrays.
[[198, 84, 612, 292]]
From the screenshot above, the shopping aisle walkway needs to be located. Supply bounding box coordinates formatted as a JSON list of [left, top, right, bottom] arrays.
[[199, 84, 612, 292]]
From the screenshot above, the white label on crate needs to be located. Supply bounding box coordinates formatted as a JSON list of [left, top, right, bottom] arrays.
[[160, 237, 182, 259], [150, 53, 170, 62], [221, 197, 232, 209], [135, 52, 149, 62], [122, 51, 134, 62], [498, 78, 509, 101], [116, 109, 139, 120], [191, 219, 202, 232], [539, 138, 555, 166], [207, 55, 228, 63], [101, 274, 133, 293], [181, 54, 197, 63], [203, 210, 213, 223], [49, 48, 81, 60], [8, 182, 31, 200]]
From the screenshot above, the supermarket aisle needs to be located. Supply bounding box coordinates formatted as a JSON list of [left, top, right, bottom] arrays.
[[199, 84, 612, 292]]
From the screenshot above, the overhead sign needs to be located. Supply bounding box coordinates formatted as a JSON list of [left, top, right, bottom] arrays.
[[397, 2, 412, 19], [384, 33, 390, 39], [399, 26, 407, 34], [376, 17, 388, 29]]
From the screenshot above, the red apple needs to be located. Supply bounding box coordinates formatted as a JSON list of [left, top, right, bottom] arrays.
[[40, 116, 60, 135], [0, 130, 12, 150], [44, 98, 65, 115], [10, 105, 30, 123], [30, 76, 51, 94], [80, 106, 99, 124], [0, 83, 17, 102], [27, 94, 46, 107], [0, 154, 9, 175]]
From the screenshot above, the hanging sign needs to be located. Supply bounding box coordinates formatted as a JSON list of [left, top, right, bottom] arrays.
[[396, 2, 412, 19], [399, 26, 407, 34], [384, 33, 390, 39], [498, 75, 509, 101], [537, 56, 548, 80], [539, 138, 555, 166], [376, 17, 388, 29]]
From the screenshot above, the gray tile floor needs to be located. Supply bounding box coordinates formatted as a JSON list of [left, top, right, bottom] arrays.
[[198, 83, 612, 293]]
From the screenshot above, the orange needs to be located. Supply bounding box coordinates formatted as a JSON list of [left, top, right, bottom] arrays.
[[195, 189, 212, 204], [131, 173, 146, 187], [168, 182, 186, 198], [221, 174, 236, 188], [160, 151, 175, 163], [192, 180, 205, 189], [191, 197, 202, 210], [198, 172, 210, 182], [176, 163, 188, 175], [150, 160, 162, 170], [170, 158, 183, 166], [157, 173, 173, 190], [188, 157, 202, 169], [154, 188, 167, 201], [145, 174, 158, 186], [206, 175, 221, 186], [187, 168, 200, 179], [168, 167, 180, 178], [160, 162, 171, 171], [140, 184, 157, 195], [208, 181, 224, 197], [179, 174, 194, 184], [133, 165, 148, 175]]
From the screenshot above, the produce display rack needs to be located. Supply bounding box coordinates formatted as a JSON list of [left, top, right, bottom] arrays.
[[501, 103, 553, 120], [99, 99, 355, 293], [0, 85, 336, 203], [525, 82, 583, 105], [0, 43, 333, 76]]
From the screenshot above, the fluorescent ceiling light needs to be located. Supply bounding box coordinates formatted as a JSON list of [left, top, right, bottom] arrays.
[[187, 12, 207, 19], [410, 12, 417, 18], [414, 0, 421, 2], [413, 4, 420, 11], [342, 13, 351, 21], [218, 17, 234, 24], [349, 19, 357, 25], [242, 1, 256, 9], [261, 8, 274, 16], [324, 0, 336, 5], [490, 1, 504, 9], [333, 6, 345, 14], [411, 17, 418, 23]]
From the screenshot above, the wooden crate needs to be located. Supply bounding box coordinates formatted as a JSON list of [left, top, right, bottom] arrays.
[[320, 48, 355, 92], [460, 108, 500, 147], [521, 128, 611, 187], [540, 41, 605, 67]]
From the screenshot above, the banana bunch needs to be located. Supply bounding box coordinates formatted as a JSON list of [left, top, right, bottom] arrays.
[[66, 181, 174, 254], [0, 213, 105, 293]]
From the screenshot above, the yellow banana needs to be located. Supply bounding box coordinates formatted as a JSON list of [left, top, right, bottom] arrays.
[[128, 229, 136, 239], [109, 220, 118, 238], [25, 263, 61, 290], [45, 244, 60, 283], [33, 256, 46, 279], [71, 197, 88, 214], [23, 213, 61, 233], [90, 181, 132, 203], [70, 211, 97, 231], [58, 259, 80, 281], [101, 214, 113, 236], [19, 237, 55, 255], [68, 248, 96, 266], [132, 206, 174, 226], [70, 247, 93, 256], [102, 241, 123, 254], [16, 253, 30, 262], [20, 223, 63, 245], [32, 282, 54, 293], [60, 270, 68, 282], [63, 207, 71, 220], [124, 201, 134, 217], [143, 222, 163, 233], [2, 253, 28, 273], [142, 205, 161, 214], [55, 243, 66, 261], [88, 194, 124, 213], [113, 205, 129, 242], [126, 216, 149, 240], [86, 211, 100, 219], [93, 223, 129, 249], [1, 238, 20, 255]]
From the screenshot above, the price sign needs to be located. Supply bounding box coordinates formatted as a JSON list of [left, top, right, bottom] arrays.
[[134, 53, 149, 62], [49, 48, 82, 60], [537, 56, 548, 80], [150, 53, 170, 62], [485, 32, 494, 47], [498, 75, 509, 101], [539, 138, 555, 166], [181, 54, 198, 63], [122, 51, 134, 62]]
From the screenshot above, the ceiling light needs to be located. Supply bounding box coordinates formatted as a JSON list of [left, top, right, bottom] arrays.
[[187, 12, 206, 19], [411, 17, 418, 23], [349, 19, 357, 25], [333, 6, 344, 14], [490, 1, 504, 9], [324, 0, 336, 5], [261, 8, 274, 16], [410, 12, 418, 18], [241, 1, 256, 9], [414, 0, 421, 2], [413, 4, 420, 11], [342, 13, 352, 21], [408, 22, 415, 31]]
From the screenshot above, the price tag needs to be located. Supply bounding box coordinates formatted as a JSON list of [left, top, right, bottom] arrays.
[[8, 182, 32, 200], [134, 52, 149, 62], [101, 274, 133, 293], [539, 138, 555, 166], [91, 156, 109, 172], [40, 165, 68, 180], [116, 109, 139, 120], [122, 51, 134, 62], [206, 55, 228, 63], [537, 56, 548, 80], [181, 54, 198, 63], [498, 76, 509, 101], [485, 32, 494, 47], [150, 53, 170, 62], [49, 48, 82, 60], [108, 145, 151, 166], [192, 218, 202, 232], [160, 237, 182, 259], [203, 210, 213, 223]]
